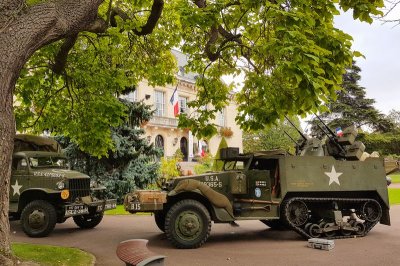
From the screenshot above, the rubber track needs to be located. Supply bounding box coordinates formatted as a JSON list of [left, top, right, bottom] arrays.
[[282, 197, 380, 240]]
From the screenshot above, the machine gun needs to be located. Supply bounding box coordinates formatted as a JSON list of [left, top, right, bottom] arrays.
[[284, 116, 327, 156], [284, 116, 308, 155], [314, 115, 347, 158], [285, 115, 366, 160]]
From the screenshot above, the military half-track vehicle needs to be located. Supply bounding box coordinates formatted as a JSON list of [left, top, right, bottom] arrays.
[[124, 125, 391, 249], [9, 134, 117, 237]]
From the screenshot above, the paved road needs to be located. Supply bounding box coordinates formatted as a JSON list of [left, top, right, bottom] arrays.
[[10, 205, 400, 266]]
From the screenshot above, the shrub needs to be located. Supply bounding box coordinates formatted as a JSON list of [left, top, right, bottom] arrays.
[[194, 153, 213, 174]]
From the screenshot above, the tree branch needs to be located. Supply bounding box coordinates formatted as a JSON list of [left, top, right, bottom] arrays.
[[204, 25, 220, 62], [51, 34, 78, 75], [110, 7, 130, 27], [83, 18, 108, 33], [110, 0, 164, 36], [193, 0, 256, 71], [133, 0, 164, 35]]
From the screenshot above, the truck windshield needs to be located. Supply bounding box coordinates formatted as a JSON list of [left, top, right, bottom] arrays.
[[29, 156, 69, 169], [223, 159, 249, 171]]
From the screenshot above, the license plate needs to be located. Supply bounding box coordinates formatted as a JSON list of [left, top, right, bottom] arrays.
[[65, 204, 89, 216], [97, 202, 117, 212], [130, 203, 141, 211]]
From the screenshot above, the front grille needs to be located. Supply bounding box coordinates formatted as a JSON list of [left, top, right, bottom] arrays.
[[68, 178, 90, 201]]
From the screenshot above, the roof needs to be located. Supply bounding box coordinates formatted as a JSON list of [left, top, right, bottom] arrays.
[[171, 49, 198, 82], [251, 150, 288, 157], [13, 151, 66, 158], [14, 134, 61, 152]]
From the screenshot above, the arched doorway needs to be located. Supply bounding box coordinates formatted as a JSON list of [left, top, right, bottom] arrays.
[[180, 137, 188, 161], [155, 135, 164, 155]]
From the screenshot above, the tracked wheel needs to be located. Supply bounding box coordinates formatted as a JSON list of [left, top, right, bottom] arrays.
[[353, 221, 366, 235], [323, 223, 336, 238], [284, 200, 309, 227], [309, 224, 321, 238], [361, 200, 382, 223]]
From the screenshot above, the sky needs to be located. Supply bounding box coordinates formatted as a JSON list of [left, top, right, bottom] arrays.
[[334, 8, 400, 115]]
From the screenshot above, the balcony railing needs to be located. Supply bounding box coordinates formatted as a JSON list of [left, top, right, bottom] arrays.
[[149, 116, 178, 128]]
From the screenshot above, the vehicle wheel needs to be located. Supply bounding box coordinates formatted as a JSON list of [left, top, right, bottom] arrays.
[[73, 212, 103, 229], [260, 219, 285, 230], [20, 200, 57, 237], [323, 223, 336, 237], [309, 224, 321, 238], [362, 200, 382, 222], [154, 210, 166, 232], [353, 221, 366, 235], [284, 200, 308, 227], [165, 199, 211, 249], [341, 228, 352, 236]]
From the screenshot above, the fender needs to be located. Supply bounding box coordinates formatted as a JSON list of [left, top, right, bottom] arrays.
[[169, 179, 234, 217]]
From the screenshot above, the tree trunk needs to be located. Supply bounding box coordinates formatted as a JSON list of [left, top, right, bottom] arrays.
[[0, 71, 16, 266], [0, 1, 104, 264]]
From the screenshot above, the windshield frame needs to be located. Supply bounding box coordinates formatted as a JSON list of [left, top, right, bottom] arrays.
[[222, 157, 251, 171], [28, 156, 69, 169]]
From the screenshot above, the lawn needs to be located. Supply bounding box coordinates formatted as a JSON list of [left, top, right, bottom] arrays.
[[389, 188, 400, 205], [12, 243, 94, 266], [104, 205, 151, 215], [104, 204, 130, 215], [390, 174, 400, 184]]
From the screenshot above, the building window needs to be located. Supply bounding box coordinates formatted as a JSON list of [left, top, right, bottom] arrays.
[[126, 90, 137, 102], [155, 135, 164, 152], [217, 109, 226, 127], [154, 90, 165, 116], [179, 96, 188, 114]]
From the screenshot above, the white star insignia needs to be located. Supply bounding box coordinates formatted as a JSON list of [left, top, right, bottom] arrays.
[[11, 180, 22, 196], [324, 166, 343, 186]]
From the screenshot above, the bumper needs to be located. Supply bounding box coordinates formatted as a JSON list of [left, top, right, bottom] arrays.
[[124, 190, 167, 213], [64, 198, 117, 217]]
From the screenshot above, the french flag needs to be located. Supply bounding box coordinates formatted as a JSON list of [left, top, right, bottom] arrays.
[[170, 86, 179, 117], [336, 127, 343, 137]]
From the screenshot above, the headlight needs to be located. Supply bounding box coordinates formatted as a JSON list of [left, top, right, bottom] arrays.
[[56, 181, 65, 190], [386, 176, 392, 186], [90, 180, 98, 188]]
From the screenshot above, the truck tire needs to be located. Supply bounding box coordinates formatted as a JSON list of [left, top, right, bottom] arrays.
[[165, 199, 211, 249], [20, 200, 57, 237], [73, 212, 103, 229], [154, 210, 166, 232]]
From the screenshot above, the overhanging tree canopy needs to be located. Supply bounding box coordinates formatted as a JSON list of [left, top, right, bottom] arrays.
[[0, 0, 385, 264]]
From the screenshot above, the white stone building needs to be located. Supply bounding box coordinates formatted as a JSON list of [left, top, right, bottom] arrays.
[[122, 50, 243, 161]]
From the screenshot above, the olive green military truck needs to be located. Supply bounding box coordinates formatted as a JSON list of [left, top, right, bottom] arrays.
[[124, 125, 392, 249], [9, 134, 116, 237]]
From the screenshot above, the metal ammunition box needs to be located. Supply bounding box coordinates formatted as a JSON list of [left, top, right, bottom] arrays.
[[345, 141, 366, 160], [338, 125, 357, 145], [307, 238, 335, 251], [220, 147, 239, 159]]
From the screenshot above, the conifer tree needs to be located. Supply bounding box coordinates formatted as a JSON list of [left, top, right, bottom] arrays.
[[311, 62, 394, 133], [212, 137, 228, 171], [57, 99, 161, 202]]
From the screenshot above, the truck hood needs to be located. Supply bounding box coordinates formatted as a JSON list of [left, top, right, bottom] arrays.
[[32, 169, 89, 179]]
